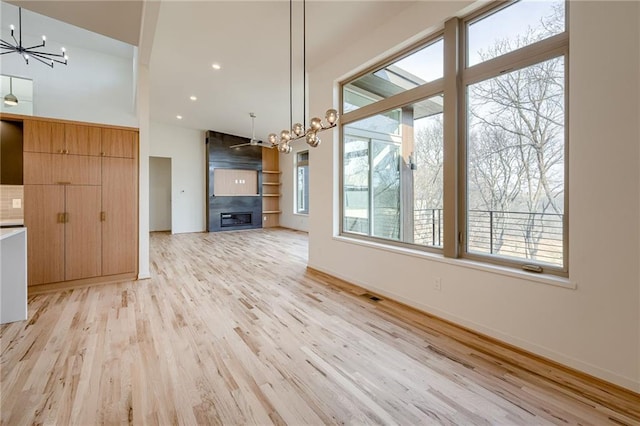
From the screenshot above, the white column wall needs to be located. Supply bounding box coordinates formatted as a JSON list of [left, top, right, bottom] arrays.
[[137, 64, 151, 279], [149, 121, 206, 234], [306, 1, 640, 391]]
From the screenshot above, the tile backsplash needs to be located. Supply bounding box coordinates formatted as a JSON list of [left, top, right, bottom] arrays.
[[0, 185, 24, 224]]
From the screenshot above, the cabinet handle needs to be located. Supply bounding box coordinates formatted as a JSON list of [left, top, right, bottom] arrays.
[[58, 149, 64, 154], [57, 213, 64, 223], [100, 152, 106, 157], [100, 212, 106, 222], [64, 212, 69, 223], [63, 149, 69, 154]]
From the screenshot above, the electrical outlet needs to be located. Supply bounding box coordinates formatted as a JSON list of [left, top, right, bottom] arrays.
[[434, 277, 442, 291], [263, 216, 267, 221], [12, 199, 21, 208]]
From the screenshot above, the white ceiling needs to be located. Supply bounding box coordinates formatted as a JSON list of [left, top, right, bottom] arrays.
[[2, 0, 416, 141]]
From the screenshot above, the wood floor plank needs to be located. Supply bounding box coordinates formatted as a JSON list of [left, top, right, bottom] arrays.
[[1, 228, 638, 425]]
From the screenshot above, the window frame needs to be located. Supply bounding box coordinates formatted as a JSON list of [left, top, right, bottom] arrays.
[[296, 150, 309, 215], [340, 32, 446, 253], [339, 0, 569, 277], [457, 2, 569, 275]]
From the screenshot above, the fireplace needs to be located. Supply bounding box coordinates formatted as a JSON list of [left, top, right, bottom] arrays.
[[220, 212, 252, 227]]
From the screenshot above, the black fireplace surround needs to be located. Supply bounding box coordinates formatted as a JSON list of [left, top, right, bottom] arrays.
[[206, 131, 262, 232]]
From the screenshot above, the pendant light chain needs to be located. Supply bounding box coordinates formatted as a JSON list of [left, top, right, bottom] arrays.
[[289, 0, 293, 131], [267, 0, 339, 153]]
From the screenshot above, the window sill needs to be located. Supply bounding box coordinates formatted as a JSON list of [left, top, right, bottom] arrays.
[[333, 235, 576, 290], [294, 213, 309, 217]]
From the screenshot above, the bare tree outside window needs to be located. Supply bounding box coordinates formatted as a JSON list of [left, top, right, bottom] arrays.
[[466, 4, 565, 266]]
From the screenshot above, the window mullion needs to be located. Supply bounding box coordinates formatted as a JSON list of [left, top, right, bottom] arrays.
[[442, 17, 460, 258], [341, 78, 444, 126]]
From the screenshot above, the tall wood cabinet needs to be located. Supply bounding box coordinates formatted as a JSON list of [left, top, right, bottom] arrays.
[[21, 117, 138, 291]]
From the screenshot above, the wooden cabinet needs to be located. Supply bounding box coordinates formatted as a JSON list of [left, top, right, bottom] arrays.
[[65, 124, 101, 156], [65, 186, 102, 280], [24, 185, 65, 286], [22, 116, 139, 291], [101, 128, 137, 158], [23, 120, 64, 153], [24, 185, 102, 285], [24, 152, 101, 185], [262, 147, 281, 228], [24, 120, 102, 155], [102, 157, 137, 275]]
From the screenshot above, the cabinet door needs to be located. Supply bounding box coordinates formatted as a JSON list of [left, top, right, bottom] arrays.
[[23, 120, 64, 153], [102, 157, 137, 275], [23, 152, 55, 184], [65, 124, 101, 156], [65, 186, 102, 280], [101, 129, 137, 158], [22, 153, 100, 185], [24, 185, 65, 286], [63, 155, 101, 185]]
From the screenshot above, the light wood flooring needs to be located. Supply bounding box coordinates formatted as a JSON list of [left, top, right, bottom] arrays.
[[1, 228, 639, 425]]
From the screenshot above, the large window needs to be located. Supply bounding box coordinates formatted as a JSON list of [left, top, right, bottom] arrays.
[[341, 0, 568, 275], [296, 151, 309, 214], [343, 96, 444, 247]]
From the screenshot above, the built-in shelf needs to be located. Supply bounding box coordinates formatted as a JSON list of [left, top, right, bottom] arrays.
[[262, 150, 280, 228]]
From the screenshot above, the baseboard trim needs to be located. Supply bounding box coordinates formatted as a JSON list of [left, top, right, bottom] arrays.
[[28, 273, 137, 296], [305, 266, 640, 419]]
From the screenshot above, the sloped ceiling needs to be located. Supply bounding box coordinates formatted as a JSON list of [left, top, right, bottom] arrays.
[[6, 0, 143, 46]]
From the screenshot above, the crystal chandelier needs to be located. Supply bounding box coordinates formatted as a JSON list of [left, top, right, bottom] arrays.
[[267, 0, 338, 154], [1, 7, 69, 68]]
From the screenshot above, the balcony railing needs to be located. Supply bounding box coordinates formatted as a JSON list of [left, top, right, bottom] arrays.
[[344, 208, 564, 266]]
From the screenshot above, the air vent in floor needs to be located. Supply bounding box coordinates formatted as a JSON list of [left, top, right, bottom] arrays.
[[361, 293, 383, 302]]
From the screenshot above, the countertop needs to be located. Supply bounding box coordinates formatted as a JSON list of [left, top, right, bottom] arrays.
[[0, 227, 26, 241]]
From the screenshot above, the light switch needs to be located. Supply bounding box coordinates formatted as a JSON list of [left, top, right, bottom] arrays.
[[12, 199, 21, 208]]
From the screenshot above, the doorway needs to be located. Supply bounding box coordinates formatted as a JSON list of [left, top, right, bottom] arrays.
[[149, 156, 172, 232]]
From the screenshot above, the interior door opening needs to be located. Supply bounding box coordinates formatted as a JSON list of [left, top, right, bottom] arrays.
[[149, 156, 172, 232]]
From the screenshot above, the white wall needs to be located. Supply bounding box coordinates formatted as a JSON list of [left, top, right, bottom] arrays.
[[1, 44, 136, 128], [149, 121, 206, 234], [280, 145, 309, 232], [137, 63, 151, 279], [306, 1, 640, 391]]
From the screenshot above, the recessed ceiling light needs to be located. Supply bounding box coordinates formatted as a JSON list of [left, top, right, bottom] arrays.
[[212, 63, 221, 70], [176, 115, 183, 120], [190, 95, 197, 101]]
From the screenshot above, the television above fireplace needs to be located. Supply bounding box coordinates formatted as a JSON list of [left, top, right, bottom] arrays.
[[212, 168, 258, 196]]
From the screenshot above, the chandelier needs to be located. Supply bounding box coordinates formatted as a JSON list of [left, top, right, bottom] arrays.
[[267, 0, 338, 154], [1, 7, 69, 68]]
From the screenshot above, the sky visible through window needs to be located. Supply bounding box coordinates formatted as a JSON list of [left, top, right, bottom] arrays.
[[467, 0, 565, 66]]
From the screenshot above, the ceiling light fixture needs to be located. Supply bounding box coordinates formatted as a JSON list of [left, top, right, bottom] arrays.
[[267, 0, 338, 154], [212, 63, 221, 70], [190, 95, 197, 101], [3, 77, 18, 106], [1, 7, 69, 68], [176, 115, 183, 120]]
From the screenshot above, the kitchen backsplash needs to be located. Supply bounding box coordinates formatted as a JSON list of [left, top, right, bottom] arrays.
[[0, 185, 24, 224]]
